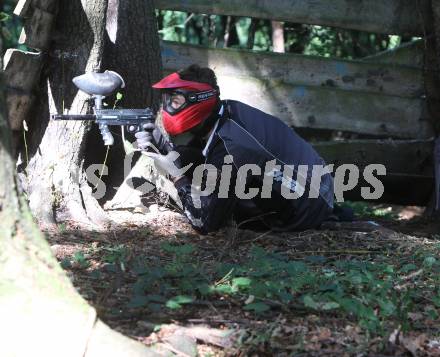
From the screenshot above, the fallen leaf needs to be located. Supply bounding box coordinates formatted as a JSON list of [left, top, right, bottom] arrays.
[[388, 328, 401, 345], [408, 312, 423, 321], [245, 295, 255, 305], [400, 333, 427, 357]]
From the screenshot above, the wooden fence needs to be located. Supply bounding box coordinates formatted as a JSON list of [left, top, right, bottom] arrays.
[[155, 0, 437, 204], [155, 0, 433, 36], [161, 42, 430, 139]]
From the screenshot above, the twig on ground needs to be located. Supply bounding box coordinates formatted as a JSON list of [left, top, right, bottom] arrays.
[[290, 249, 375, 255], [236, 212, 276, 229], [239, 230, 273, 244], [395, 269, 424, 290]]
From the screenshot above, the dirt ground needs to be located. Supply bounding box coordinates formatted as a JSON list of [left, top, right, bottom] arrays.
[[45, 204, 440, 356]]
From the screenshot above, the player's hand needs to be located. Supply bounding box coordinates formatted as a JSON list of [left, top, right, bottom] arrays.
[[135, 123, 172, 154]]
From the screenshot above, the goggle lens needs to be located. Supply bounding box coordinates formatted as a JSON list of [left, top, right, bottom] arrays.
[[168, 92, 186, 110], [162, 89, 217, 115]]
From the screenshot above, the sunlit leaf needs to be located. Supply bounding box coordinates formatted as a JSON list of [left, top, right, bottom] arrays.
[[0, 12, 10, 22], [303, 295, 318, 309], [424, 257, 436, 268], [322, 302, 340, 310], [232, 277, 251, 289], [214, 284, 233, 294], [166, 295, 194, 309]]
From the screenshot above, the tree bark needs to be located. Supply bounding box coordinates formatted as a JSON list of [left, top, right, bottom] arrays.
[[21, 0, 108, 228], [19, 0, 161, 228], [223, 16, 239, 48], [104, 0, 161, 109], [432, 0, 440, 77], [0, 16, 158, 357], [247, 18, 258, 50], [427, 0, 440, 214], [91, 0, 162, 202]]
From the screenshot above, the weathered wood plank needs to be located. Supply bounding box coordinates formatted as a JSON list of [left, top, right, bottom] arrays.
[[14, 0, 32, 17], [335, 173, 433, 206], [19, 7, 55, 50], [3, 49, 43, 91], [162, 42, 424, 99], [162, 46, 433, 139], [314, 139, 434, 176], [4, 49, 42, 130], [364, 40, 426, 68], [258, 79, 430, 138], [14, 0, 58, 17], [154, 0, 433, 36], [315, 139, 434, 206], [6, 89, 35, 130], [224, 76, 431, 138]]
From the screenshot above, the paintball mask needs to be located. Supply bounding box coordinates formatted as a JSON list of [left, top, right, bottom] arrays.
[[152, 72, 219, 136]]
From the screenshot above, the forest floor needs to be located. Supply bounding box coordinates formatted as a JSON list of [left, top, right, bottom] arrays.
[[45, 203, 440, 356]]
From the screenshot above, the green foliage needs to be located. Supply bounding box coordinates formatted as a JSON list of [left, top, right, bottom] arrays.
[[156, 10, 407, 59], [0, 12, 10, 22], [60, 257, 72, 269], [165, 295, 194, 309], [1, 1, 26, 54], [341, 201, 397, 220], [60, 251, 91, 269], [58, 223, 67, 233], [72, 251, 90, 268], [102, 244, 128, 271], [301, 26, 395, 59], [157, 10, 189, 43], [2, 6, 413, 59], [115, 92, 123, 101], [127, 242, 440, 336]]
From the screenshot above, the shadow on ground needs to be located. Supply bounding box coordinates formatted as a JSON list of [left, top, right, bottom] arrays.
[[44, 207, 440, 356]]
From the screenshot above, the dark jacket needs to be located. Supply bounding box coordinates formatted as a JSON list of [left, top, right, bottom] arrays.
[[175, 100, 334, 234]]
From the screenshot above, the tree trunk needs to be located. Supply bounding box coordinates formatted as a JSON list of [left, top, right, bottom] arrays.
[[21, 0, 109, 228], [223, 16, 239, 48], [19, 0, 162, 228], [0, 17, 158, 357], [427, 0, 440, 214], [91, 0, 162, 202], [247, 18, 258, 50], [271, 21, 285, 53], [432, 0, 440, 73], [104, 0, 161, 109]]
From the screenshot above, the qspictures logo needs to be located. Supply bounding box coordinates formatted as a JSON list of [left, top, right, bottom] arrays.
[[85, 151, 386, 209]]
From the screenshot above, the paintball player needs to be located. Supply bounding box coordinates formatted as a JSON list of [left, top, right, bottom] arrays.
[[136, 65, 335, 234]]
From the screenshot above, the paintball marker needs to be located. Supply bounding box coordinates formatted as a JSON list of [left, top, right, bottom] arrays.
[[51, 70, 155, 146]]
